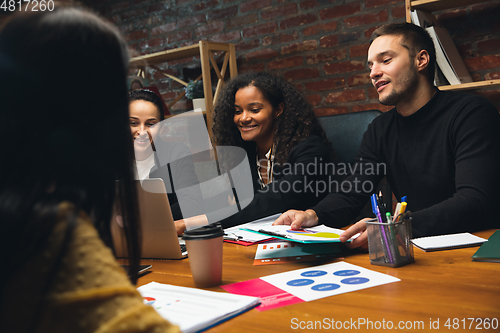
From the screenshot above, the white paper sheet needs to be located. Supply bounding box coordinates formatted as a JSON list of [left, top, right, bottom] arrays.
[[138, 282, 260, 333], [260, 261, 400, 302]]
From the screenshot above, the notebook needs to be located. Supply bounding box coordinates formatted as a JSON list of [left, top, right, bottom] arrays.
[[111, 178, 188, 259], [411, 232, 487, 252], [138, 282, 260, 333], [472, 230, 500, 263]]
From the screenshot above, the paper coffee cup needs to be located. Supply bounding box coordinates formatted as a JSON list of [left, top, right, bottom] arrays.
[[182, 224, 224, 288]]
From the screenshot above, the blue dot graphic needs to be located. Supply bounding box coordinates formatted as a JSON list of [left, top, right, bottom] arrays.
[[311, 283, 341, 291], [301, 270, 327, 277], [341, 277, 369, 285], [334, 270, 360, 276], [286, 279, 315, 286]]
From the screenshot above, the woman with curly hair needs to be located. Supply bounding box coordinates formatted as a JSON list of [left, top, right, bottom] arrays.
[[175, 72, 334, 233]]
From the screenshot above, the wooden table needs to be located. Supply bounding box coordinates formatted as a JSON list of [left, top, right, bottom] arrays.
[[137, 230, 500, 332]]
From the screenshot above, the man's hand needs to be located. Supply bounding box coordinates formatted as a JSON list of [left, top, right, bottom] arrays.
[[180, 214, 209, 235], [339, 217, 371, 250], [273, 209, 319, 230], [174, 219, 186, 236]]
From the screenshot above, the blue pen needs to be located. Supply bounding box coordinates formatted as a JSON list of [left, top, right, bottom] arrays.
[[371, 194, 394, 263], [401, 196, 407, 203], [370, 194, 379, 217]]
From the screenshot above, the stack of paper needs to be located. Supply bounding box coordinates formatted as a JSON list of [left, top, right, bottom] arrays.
[[411, 232, 487, 252], [223, 213, 280, 245], [138, 282, 260, 332]]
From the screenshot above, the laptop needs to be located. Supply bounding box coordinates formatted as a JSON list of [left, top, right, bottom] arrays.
[[111, 178, 188, 259]]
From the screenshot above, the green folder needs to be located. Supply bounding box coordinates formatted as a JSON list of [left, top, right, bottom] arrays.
[[472, 230, 500, 262]]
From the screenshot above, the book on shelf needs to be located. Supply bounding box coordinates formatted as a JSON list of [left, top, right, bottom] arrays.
[[426, 26, 473, 85], [410, 9, 437, 28], [434, 64, 449, 87], [410, 9, 472, 86]]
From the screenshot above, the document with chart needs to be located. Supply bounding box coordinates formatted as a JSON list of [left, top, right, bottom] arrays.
[[222, 262, 400, 311], [241, 224, 358, 243]]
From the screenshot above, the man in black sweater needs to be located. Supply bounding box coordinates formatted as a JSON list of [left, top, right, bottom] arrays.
[[274, 22, 500, 247]]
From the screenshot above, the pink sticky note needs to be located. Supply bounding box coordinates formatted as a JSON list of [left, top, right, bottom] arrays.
[[221, 278, 303, 311]]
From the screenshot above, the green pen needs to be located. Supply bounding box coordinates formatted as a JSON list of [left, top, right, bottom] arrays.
[[385, 212, 392, 223]]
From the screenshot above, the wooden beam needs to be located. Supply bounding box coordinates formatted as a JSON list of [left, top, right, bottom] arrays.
[[150, 65, 188, 86]]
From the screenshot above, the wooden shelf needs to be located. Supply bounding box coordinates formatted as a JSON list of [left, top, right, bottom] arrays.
[[130, 41, 238, 139], [130, 42, 233, 67], [409, 0, 491, 13], [438, 79, 500, 91], [406, 0, 500, 92], [165, 111, 206, 119]]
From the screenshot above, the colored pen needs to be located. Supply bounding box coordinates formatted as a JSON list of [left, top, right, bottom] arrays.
[[257, 229, 289, 239], [393, 202, 402, 222], [399, 202, 407, 215], [386, 212, 392, 223], [376, 192, 386, 217], [371, 194, 394, 263], [379, 191, 387, 215], [370, 194, 379, 218]]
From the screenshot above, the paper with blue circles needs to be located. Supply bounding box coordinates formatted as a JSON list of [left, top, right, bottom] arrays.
[[260, 262, 400, 302]]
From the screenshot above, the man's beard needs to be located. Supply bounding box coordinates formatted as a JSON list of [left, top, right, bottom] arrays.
[[379, 64, 419, 106]]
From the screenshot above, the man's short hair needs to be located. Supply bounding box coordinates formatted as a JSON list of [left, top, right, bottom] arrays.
[[370, 22, 436, 84]]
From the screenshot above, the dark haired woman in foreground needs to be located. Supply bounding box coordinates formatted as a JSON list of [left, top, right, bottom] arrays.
[[175, 71, 333, 233], [0, 6, 178, 333]]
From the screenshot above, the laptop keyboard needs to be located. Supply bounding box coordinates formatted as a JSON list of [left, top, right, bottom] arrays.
[[178, 237, 187, 254]]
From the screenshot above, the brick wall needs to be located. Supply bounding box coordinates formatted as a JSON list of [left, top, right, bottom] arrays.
[[76, 1, 500, 113]]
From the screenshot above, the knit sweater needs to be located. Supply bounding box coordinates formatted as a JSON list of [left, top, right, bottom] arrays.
[[0, 203, 179, 333]]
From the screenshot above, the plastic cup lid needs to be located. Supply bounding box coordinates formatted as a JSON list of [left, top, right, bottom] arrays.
[[182, 223, 224, 240]]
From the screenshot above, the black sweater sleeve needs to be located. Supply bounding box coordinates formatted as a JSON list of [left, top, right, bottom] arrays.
[[408, 97, 500, 236], [209, 136, 333, 228], [314, 91, 500, 237], [313, 120, 386, 227]]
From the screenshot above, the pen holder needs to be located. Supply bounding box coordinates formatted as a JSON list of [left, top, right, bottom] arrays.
[[365, 217, 414, 268]]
